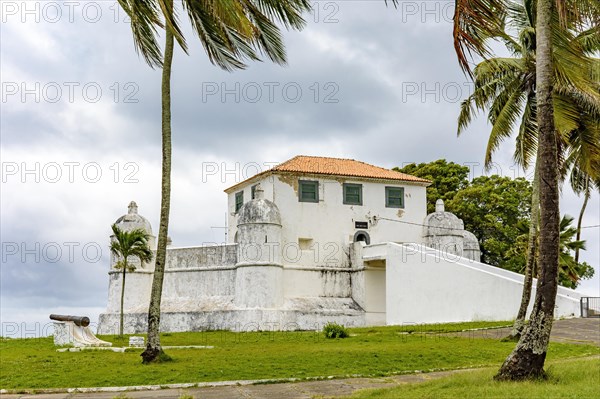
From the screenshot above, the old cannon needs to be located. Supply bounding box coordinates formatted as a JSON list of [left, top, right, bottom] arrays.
[[49, 314, 90, 327], [49, 313, 111, 347]]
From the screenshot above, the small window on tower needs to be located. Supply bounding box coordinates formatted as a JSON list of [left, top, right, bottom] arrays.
[[298, 238, 313, 250], [235, 191, 244, 212]]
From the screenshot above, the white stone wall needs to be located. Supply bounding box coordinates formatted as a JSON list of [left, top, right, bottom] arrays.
[[164, 245, 237, 270], [104, 244, 238, 314], [384, 243, 581, 325], [105, 270, 153, 313], [100, 177, 583, 335], [282, 267, 353, 298]]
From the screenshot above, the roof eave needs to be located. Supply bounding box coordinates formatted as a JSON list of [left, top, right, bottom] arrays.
[[224, 170, 431, 193]]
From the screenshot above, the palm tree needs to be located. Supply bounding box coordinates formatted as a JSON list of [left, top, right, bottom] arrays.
[[457, 0, 600, 339], [117, 0, 311, 363], [561, 14, 600, 262], [453, 0, 600, 380], [109, 224, 153, 338], [495, 0, 558, 378], [510, 214, 595, 288], [557, 214, 594, 288], [563, 136, 600, 264], [572, 176, 597, 264], [496, 0, 600, 380]]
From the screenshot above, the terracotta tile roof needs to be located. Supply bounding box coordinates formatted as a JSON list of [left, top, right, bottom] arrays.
[[225, 156, 431, 192]]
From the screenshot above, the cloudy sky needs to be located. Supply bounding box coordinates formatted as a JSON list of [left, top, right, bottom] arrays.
[[1, 1, 598, 337]]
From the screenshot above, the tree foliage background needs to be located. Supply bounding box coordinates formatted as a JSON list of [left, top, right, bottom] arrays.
[[394, 160, 470, 214], [397, 159, 594, 288]]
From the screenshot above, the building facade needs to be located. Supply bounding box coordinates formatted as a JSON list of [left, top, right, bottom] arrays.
[[97, 156, 581, 334]]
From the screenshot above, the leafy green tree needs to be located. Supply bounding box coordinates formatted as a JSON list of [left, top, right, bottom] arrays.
[[118, 0, 311, 363], [507, 215, 595, 289], [394, 160, 470, 214], [446, 175, 533, 270], [109, 224, 153, 338]]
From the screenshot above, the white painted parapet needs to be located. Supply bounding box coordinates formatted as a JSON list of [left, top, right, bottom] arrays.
[[384, 243, 581, 325]]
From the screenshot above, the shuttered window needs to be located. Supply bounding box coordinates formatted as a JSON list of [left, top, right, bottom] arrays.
[[235, 191, 244, 212], [343, 183, 362, 205], [385, 187, 404, 208], [299, 180, 319, 202]]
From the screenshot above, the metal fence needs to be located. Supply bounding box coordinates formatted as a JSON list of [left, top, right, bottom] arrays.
[[580, 297, 600, 318]]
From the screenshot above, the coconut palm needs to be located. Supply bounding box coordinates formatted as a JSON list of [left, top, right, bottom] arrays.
[[109, 224, 153, 338], [453, 0, 600, 380], [457, 0, 600, 340], [562, 132, 600, 264], [557, 23, 600, 247], [117, 0, 311, 363]]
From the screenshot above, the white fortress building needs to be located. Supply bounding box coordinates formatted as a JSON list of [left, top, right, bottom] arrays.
[[98, 156, 581, 333]]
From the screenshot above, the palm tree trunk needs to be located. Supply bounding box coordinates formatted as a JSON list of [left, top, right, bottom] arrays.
[[496, 0, 560, 380], [141, 15, 174, 364], [510, 163, 540, 339], [120, 261, 127, 337], [574, 184, 589, 264]]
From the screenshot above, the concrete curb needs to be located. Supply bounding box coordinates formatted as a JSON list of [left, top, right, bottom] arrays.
[[55, 345, 214, 353], [396, 324, 513, 335], [2, 356, 599, 395], [0, 366, 482, 395]]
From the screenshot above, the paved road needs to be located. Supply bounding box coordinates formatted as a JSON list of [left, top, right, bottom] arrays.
[[448, 317, 600, 346], [0, 371, 471, 399], [2, 318, 598, 399]]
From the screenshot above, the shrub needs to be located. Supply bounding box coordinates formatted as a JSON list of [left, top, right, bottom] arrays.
[[323, 322, 349, 339]]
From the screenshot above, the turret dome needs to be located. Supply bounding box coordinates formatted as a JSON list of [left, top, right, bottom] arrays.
[[114, 201, 153, 234], [423, 199, 464, 237], [237, 185, 281, 226]]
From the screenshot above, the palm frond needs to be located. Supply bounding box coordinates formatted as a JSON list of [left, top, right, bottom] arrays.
[[118, 0, 164, 68], [514, 92, 538, 168], [110, 224, 153, 270], [485, 80, 526, 167], [120, 0, 310, 71], [179, 0, 310, 71], [251, 0, 310, 30], [576, 25, 600, 53], [453, 0, 508, 75]]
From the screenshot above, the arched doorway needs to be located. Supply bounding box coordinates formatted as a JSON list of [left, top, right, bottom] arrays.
[[353, 231, 370, 245]]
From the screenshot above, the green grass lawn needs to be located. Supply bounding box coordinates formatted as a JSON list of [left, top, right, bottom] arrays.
[[346, 357, 600, 399], [0, 321, 598, 391], [351, 320, 513, 334]]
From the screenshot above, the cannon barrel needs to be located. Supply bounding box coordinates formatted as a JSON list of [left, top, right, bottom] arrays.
[[49, 314, 90, 327]]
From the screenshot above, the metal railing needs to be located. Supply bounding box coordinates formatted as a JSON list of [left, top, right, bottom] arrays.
[[580, 297, 600, 318]]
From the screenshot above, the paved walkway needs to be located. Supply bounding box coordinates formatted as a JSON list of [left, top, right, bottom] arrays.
[[2, 318, 598, 399], [447, 318, 600, 346], [0, 371, 473, 399]]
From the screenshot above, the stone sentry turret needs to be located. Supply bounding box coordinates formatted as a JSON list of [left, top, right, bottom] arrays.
[[234, 184, 284, 308], [423, 199, 481, 262], [113, 201, 155, 244], [111, 201, 156, 269]]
